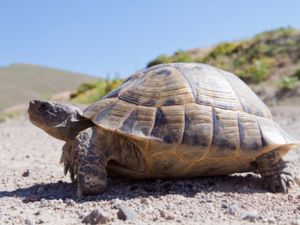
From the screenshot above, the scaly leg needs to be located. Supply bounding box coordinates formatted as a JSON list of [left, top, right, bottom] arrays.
[[254, 150, 294, 193], [60, 142, 75, 182], [73, 127, 107, 196]]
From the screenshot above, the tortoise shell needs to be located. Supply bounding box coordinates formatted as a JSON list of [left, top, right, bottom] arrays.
[[82, 63, 297, 178]]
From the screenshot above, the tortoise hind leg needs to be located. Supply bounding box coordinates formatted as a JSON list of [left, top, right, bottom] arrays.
[[253, 149, 294, 193], [73, 127, 108, 196]]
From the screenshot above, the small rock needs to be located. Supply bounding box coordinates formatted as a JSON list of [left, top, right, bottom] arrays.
[[199, 195, 213, 203], [140, 198, 149, 205], [160, 210, 166, 218], [82, 209, 109, 224], [227, 203, 239, 215], [64, 198, 76, 206], [34, 211, 41, 216], [39, 199, 49, 207], [266, 217, 276, 224], [36, 219, 44, 224], [288, 194, 293, 201], [24, 219, 33, 225], [117, 205, 137, 221], [241, 211, 262, 222], [166, 215, 175, 220], [22, 170, 30, 177], [23, 195, 41, 203]]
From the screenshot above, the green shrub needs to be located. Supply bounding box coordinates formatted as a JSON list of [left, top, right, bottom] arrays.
[[292, 68, 300, 78], [172, 50, 193, 63], [208, 42, 240, 59], [279, 76, 299, 90], [71, 79, 124, 104], [104, 79, 124, 94], [245, 60, 270, 83], [254, 27, 296, 40], [147, 54, 170, 67]]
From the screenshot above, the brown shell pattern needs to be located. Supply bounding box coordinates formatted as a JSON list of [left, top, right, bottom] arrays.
[[83, 63, 298, 166]]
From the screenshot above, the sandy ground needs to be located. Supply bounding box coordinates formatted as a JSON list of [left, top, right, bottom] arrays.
[[0, 104, 300, 225]]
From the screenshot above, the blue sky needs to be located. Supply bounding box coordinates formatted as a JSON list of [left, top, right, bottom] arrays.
[[0, 0, 299, 78]]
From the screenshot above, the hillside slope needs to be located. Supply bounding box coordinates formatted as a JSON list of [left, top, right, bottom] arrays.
[[0, 63, 95, 111], [147, 27, 300, 99]]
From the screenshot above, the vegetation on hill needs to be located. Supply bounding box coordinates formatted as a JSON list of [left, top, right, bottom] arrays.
[[70, 79, 124, 104], [71, 27, 300, 105], [147, 27, 300, 88]]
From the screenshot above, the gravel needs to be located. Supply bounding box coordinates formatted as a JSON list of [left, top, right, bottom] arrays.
[[0, 104, 300, 225]]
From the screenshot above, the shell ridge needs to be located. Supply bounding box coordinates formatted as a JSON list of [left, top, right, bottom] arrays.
[[217, 69, 243, 111], [118, 71, 145, 99], [174, 64, 197, 100], [255, 116, 267, 149]]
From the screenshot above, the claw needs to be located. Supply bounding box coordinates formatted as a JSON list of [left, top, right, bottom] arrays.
[[287, 177, 294, 187], [64, 165, 69, 175], [280, 178, 287, 193], [270, 176, 276, 193]]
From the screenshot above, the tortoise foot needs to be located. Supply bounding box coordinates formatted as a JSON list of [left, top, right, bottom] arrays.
[[77, 172, 107, 197], [262, 171, 294, 193], [254, 150, 294, 193]]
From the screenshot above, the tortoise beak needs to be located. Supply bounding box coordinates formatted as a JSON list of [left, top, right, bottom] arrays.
[[29, 100, 39, 112]]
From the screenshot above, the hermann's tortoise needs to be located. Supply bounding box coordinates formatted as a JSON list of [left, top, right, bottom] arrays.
[[28, 63, 299, 196]]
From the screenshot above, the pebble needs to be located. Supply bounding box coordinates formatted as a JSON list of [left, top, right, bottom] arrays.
[[227, 203, 239, 215], [241, 210, 262, 222], [82, 209, 109, 224], [117, 205, 137, 221], [24, 219, 33, 225], [36, 219, 44, 224], [160, 210, 166, 218], [199, 195, 213, 203], [34, 211, 41, 216], [266, 217, 276, 224], [22, 170, 30, 177], [140, 198, 149, 205], [166, 215, 175, 220], [39, 199, 49, 207], [64, 198, 76, 206]]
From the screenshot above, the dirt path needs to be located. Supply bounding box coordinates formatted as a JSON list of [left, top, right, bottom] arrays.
[[0, 105, 300, 225]]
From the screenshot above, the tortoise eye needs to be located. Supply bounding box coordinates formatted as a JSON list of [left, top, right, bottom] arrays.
[[39, 103, 49, 112]]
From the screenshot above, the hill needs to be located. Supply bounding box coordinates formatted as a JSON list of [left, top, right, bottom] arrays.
[[147, 27, 300, 100], [0, 63, 95, 111]]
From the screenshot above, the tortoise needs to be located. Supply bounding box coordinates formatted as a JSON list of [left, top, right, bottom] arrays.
[[28, 63, 299, 196]]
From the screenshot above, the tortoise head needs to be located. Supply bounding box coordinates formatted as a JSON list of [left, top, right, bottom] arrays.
[[28, 100, 93, 141]]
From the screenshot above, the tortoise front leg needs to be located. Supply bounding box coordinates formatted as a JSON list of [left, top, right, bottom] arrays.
[[60, 142, 75, 182], [73, 127, 108, 196], [254, 149, 294, 193]]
